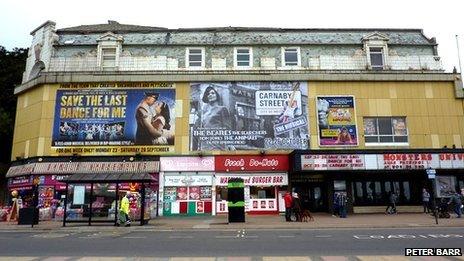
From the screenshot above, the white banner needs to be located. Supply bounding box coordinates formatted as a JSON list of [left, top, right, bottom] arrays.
[[164, 175, 212, 186], [301, 153, 463, 171], [215, 173, 288, 186]]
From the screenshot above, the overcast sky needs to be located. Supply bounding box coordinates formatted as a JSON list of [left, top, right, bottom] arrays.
[[1, 0, 463, 72]]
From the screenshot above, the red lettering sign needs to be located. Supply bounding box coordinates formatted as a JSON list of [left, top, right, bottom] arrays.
[[215, 155, 289, 172]]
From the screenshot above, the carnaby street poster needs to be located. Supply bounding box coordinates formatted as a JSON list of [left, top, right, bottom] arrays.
[[189, 82, 309, 151]]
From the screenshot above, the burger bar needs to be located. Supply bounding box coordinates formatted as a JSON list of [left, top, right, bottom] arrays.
[[214, 155, 289, 214]]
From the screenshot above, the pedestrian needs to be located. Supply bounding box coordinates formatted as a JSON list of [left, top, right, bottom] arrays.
[[447, 190, 462, 218], [422, 188, 430, 214], [283, 191, 293, 222], [385, 191, 397, 214], [292, 192, 302, 222], [119, 191, 131, 226], [332, 192, 340, 217], [338, 192, 348, 218]]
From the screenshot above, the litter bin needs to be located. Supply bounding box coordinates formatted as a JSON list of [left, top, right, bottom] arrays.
[[18, 208, 39, 225], [228, 178, 245, 223]]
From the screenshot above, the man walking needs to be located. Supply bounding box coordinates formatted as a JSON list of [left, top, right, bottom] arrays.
[[422, 188, 430, 214], [119, 191, 131, 226], [338, 192, 348, 218], [283, 191, 293, 222], [448, 190, 462, 218], [385, 191, 397, 214]]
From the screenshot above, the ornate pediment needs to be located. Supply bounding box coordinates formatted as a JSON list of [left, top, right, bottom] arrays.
[[362, 32, 389, 42], [97, 32, 124, 42]]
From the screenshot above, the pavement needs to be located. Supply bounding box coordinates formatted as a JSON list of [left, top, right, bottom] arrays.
[[0, 213, 463, 232]]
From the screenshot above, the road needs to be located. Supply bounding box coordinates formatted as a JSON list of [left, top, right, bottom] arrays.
[[0, 227, 463, 257]]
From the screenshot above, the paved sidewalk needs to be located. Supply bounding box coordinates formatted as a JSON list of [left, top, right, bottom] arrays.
[[0, 213, 462, 232]]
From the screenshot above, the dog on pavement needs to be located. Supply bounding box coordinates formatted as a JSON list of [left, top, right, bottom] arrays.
[[300, 209, 314, 222]]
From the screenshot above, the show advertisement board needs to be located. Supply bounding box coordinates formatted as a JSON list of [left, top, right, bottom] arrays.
[[189, 82, 309, 151], [316, 96, 358, 147], [51, 84, 175, 155], [301, 153, 464, 171]]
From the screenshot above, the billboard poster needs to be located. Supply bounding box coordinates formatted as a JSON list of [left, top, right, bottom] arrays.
[[436, 176, 456, 198], [316, 96, 358, 146], [51, 87, 175, 155], [189, 82, 309, 151]]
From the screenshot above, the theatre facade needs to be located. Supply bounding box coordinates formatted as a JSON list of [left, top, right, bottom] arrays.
[[5, 21, 464, 221]]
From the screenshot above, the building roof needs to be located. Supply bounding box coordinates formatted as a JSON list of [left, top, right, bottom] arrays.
[[55, 21, 436, 46], [57, 20, 167, 33]]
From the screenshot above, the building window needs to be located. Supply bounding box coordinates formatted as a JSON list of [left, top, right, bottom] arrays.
[[234, 47, 252, 68], [363, 117, 408, 145], [282, 47, 300, 67], [186, 48, 205, 68], [351, 180, 415, 206], [101, 47, 117, 68], [369, 47, 384, 70]]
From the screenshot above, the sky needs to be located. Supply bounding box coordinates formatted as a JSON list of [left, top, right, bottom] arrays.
[[1, 0, 463, 72]]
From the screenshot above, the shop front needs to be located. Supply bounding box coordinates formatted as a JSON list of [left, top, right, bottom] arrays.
[[6, 162, 72, 221], [63, 160, 159, 226], [292, 149, 464, 214], [215, 155, 289, 215], [160, 156, 215, 216]]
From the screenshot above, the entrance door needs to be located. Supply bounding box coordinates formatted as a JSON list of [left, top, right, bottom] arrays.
[[296, 182, 327, 212]]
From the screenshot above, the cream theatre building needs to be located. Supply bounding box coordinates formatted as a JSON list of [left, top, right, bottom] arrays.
[[6, 20, 464, 222]]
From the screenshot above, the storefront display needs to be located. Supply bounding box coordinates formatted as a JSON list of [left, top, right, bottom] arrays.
[[293, 150, 464, 214], [215, 155, 289, 214], [160, 156, 215, 216]]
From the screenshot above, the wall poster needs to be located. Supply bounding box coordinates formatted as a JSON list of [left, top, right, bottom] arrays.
[[436, 176, 456, 198], [316, 96, 358, 146], [189, 82, 309, 151], [52, 84, 176, 155]]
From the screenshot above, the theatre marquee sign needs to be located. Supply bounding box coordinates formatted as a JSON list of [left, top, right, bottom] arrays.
[[301, 153, 464, 171]]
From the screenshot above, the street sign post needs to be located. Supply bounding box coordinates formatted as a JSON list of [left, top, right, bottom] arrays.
[[426, 168, 438, 225]]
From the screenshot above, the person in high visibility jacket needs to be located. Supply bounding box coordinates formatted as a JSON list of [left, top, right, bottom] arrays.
[[120, 191, 131, 226]]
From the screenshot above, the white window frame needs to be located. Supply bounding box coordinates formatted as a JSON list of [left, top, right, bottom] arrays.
[[368, 46, 386, 70], [281, 47, 301, 67], [363, 117, 409, 146], [101, 47, 117, 69], [186, 47, 205, 69], [234, 47, 253, 69]]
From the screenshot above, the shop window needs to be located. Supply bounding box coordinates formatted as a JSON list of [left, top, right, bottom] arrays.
[[366, 182, 374, 204], [369, 47, 384, 70], [352, 180, 419, 206], [384, 181, 392, 202], [355, 182, 363, 204], [91, 183, 117, 220], [282, 47, 301, 67], [186, 48, 205, 68], [250, 187, 275, 199], [403, 181, 411, 203], [334, 180, 346, 191], [234, 47, 252, 68], [364, 117, 408, 145], [66, 184, 91, 221], [374, 182, 382, 204], [216, 187, 228, 201]]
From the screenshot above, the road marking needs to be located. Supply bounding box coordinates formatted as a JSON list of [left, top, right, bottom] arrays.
[[169, 235, 194, 239], [31, 233, 69, 238], [214, 235, 237, 238], [278, 235, 296, 238], [246, 235, 258, 238], [315, 235, 333, 238], [353, 234, 464, 240]]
